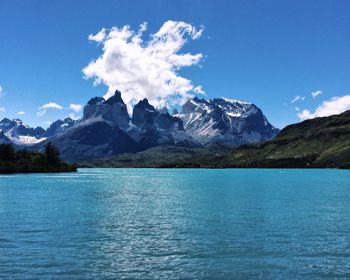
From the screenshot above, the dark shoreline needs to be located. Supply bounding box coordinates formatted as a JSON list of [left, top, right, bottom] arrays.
[[77, 164, 349, 170], [0, 166, 77, 174]]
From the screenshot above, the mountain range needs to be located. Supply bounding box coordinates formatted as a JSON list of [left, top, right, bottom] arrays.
[[80, 110, 350, 169], [0, 90, 279, 162]]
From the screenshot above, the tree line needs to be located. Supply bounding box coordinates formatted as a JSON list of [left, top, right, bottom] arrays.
[[0, 142, 76, 173]]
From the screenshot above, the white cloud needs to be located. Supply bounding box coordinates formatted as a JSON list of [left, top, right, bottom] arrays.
[[69, 103, 83, 112], [37, 102, 63, 117], [194, 86, 205, 94], [69, 113, 80, 120], [0, 86, 3, 98], [291, 96, 305, 103], [83, 20, 204, 111], [0, 107, 5, 113], [311, 90, 322, 98], [88, 28, 106, 42], [297, 95, 350, 120], [45, 121, 53, 125], [41, 102, 63, 110], [294, 107, 300, 111], [17, 111, 25, 115]]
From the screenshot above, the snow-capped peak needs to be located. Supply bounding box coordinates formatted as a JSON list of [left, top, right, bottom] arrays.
[[221, 97, 251, 105], [177, 96, 279, 146]]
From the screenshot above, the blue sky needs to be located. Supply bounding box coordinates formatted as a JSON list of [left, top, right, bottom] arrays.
[[0, 0, 349, 128]]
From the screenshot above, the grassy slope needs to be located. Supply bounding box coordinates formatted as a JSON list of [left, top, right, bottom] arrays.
[[220, 111, 350, 168]]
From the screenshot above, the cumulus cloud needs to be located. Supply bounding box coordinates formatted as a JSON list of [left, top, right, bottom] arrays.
[[291, 96, 305, 103], [311, 90, 322, 98], [0, 107, 5, 113], [17, 111, 25, 115], [83, 20, 204, 111], [69, 103, 83, 112], [37, 102, 63, 117], [297, 95, 350, 120]]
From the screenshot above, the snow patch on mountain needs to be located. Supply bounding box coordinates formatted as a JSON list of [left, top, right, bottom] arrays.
[[9, 135, 47, 145]]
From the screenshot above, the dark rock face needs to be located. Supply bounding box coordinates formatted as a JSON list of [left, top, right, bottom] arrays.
[[49, 120, 138, 162], [175, 97, 279, 146], [43, 118, 75, 138], [132, 98, 158, 128], [34, 127, 46, 137], [0, 131, 13, 145], [0, 118, 17, 132], [131, 98, 193, 150], [87, 96, 104, 105], [104, 89, 124, 105], [83, 90, 130, 130]]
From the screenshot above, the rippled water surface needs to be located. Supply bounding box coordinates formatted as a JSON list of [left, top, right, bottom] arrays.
[[1, 168, 350, 279]]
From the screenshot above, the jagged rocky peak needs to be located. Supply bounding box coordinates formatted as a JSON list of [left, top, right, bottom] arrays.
[[13, 118, 24, 126], [87, 96, 105, 105], [134, 98, 179, 126], [135, 98, 156, 111], [130, 97, 192, 149], [34, 127, 46, 137], [181, 97, 209, 114], [44, 117, 75, 138], [132, 98, 157, 127], [132, 98, 184, 131], [83, 89, 130, 129], [0, 118, 31, 133], [176, 96, 279, 146], [0, 118, 20, 132], [104, 89, 124, 105]]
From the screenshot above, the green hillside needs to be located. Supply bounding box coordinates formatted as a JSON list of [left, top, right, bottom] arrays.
[[221, 110, 350, 168]]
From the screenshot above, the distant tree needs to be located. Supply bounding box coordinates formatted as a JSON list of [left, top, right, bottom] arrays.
[[17, 148, 29, 160], [45, 142, 61, 166], [0, 144, 16, 162], [34, 153, 46, 166]]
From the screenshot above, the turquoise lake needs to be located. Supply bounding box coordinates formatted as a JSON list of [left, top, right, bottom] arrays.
[[0, 168, 350, 279]]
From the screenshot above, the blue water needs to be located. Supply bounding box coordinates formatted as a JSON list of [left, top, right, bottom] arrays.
[[1, 169, 350, 279]]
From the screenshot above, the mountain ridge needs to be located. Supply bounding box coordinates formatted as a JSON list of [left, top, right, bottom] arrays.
[[78, 110, 350, 169], [0, 89, 279, 162]]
